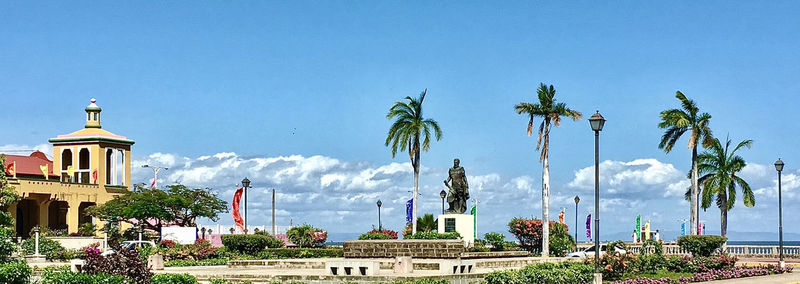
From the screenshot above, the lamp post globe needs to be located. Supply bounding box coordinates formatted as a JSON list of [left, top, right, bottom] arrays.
[[775, 158, 785, 268], [440, 190, 447, 214], [589, 111, 606, 132]]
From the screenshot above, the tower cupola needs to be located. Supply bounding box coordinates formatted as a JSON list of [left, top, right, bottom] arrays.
[[85, 98, 102, 128]]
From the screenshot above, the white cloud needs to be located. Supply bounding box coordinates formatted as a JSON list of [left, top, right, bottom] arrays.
[[0, 144, 53, 158], [568, 159, 688, 199]]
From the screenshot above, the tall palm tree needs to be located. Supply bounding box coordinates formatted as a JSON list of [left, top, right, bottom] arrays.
[[515, 83, 582, 256], [385, 89, 442, 234], [658, 91, 714, 235], [696, 136, 754, 237]]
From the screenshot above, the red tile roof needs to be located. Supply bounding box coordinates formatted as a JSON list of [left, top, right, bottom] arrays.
[[3, 151, 58, 178]]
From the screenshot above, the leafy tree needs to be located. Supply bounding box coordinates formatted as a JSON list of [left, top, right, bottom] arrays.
[[0, 155, 20, 228], [385, 89, 442, 234], [695, 136, 754, 237], [88, 184, 228, 233], [514, 83, 582, 257], [658, 91, 713, 235]]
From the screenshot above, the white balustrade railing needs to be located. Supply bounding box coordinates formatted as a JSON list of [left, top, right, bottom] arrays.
[[576, 242, 800, 258]]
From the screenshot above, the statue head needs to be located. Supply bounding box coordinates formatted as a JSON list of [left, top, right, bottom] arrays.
[[453, 158, 460, 167]]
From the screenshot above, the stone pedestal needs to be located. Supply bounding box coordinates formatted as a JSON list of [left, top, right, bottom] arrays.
[[148, 254, 164, 270], [593, 272, 603, 284], [437, 214, 474, 247]]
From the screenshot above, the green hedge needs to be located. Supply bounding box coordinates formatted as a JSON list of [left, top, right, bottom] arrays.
[[165, 258, 231, 267], [484, 262, 593, 284], [358, 232, 389, 240], [0, 261, 31, 284], [404, 232, 461, 240], [41, 271, 128, 284], [257, 248, 343, 259], [21, 237, 66, 259], [221, 234, 283, 255], [677, 235, 727, 257], [151, 273, 198, 284]]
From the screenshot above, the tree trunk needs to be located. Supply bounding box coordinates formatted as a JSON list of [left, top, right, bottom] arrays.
[[720, 190, 728, 238], [690, 148, 698, 235], [411, 137, 421, 234], [541, 145, 550, 256]]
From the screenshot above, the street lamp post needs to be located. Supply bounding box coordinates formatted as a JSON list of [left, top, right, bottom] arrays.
[[377, 200, 382, 231], [775, 158, 785, 268], [589, 110, 606, 280], [574, 196, 580, 243], [142, 164, 168, 188], [440, 190, 447, 214], [241, 177, 251, 234]]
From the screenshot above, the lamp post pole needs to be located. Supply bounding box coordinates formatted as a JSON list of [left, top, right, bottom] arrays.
[[377, 200, 382, 231], [589, 110, 606, 281], [775, 158, 785, 268], [574, 196, 580, 243], [440, 190, 447, 214], [242, 178, 251, 234]]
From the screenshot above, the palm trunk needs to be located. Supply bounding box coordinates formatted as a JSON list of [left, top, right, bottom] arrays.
[[411, 138, 421, 234], [690, 148, 699, 235], [720, 190, 728, 238], [541, 149, 550, 256]]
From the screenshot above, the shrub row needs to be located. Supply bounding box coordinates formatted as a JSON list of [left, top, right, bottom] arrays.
[[677, 235, 727, 257], [257, 248, 343, 259], [404, 232, 461, 240], [485, 261, 594, 284], [221, 234, 284, 255]]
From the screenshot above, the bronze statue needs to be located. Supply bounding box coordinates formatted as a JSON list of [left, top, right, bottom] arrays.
[[443, 158, 470, 214]]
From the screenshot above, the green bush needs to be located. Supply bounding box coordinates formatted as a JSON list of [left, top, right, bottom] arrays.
[[21, 237, 66, 260], [404, 232, 461, 240], [484, 232, 506, 251], [151, 273, 198, 284], [165, 258, 232, 267], [548, 224, 576, 257], [485, 261, 593, 284], [0, 228, 17, 262], [677, 235, 727, 257], [256, 248, 343, 259], [640, 239, 663, 256], [358, 232, 389, 240], [253, 231, 286, 248], [0, 261, 31, 284], [41, 271, 128, 284], [221, 234, 282, 255], [287, 225, 327, 248]]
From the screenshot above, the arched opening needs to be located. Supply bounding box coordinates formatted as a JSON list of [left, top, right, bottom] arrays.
[[79, 148, 90, 183], [78, 202, 95, 227], [47, 201, 69, 231], [106, 149, 113, 185], [116, 150, 124, 186], [61, 149, 73, 182], [16, 200, 39, 238]]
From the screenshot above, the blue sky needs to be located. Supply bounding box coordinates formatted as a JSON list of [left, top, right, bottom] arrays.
[[2, 2, 799, 241]]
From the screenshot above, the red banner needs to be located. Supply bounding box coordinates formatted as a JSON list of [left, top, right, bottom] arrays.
[[232, 187, 244, 233]]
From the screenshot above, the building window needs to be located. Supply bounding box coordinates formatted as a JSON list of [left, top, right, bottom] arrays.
[[116, 149, 125, 186], [61, 149, 73, 183], [106, 149, 113, 185], [78, 148, 90, 183], [93, 112, 98, 121]]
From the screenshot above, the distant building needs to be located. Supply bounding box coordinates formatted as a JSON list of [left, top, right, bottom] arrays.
[[4, 99, 133, 236]]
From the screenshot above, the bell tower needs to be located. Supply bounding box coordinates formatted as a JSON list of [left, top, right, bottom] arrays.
[[85, 98, 102, 128]]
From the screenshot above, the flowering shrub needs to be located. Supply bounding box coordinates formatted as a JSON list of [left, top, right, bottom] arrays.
[[366, 229, 398, 239], [287, 225, 327, 248], [82, 239, 153, 284], [160, 239, 219, 261], [160, 239, 177, 248], [485, 261, 593, 284], [610, 265, 793, 284], [508, 218, 573, 255], [585, 251, 638, 280]]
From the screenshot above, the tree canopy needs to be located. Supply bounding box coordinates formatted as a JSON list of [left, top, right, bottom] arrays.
[[88, 184, 228, 231]]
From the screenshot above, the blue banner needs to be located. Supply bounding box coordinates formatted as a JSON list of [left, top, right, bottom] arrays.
[[585, 214, 591, 239], [681, 222, 685, 236], [406, 198, 413, 224]]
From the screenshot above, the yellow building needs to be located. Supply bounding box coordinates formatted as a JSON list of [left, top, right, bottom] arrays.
[[5, 99, 133, 236]]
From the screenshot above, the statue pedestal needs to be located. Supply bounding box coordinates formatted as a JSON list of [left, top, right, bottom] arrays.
[[437, 214, 474, 247]]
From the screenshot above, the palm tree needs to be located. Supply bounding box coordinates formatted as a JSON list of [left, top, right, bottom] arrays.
[[385, 89, 442, 234], [658, 91, 713, 236], [696, 136, 754, 237], [416, 214, 437, 233], [515, 83, 582, 256]]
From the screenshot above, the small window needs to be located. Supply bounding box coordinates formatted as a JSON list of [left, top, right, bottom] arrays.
[[93, 113, 98, 121]]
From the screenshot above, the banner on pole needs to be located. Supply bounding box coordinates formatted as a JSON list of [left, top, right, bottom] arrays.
[[585, 214, 591, 239], [405, 199, 413, 224]]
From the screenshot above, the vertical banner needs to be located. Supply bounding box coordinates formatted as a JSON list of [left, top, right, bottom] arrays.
[[636, 215, 641, 240], [645, 220, 651, 240], [470, 205, 477, 239], [405, 199, 413, 224], [232, 187, 245, 232], [585, 214, 591, 239], [681, 221, 685, 236], [40, 164, 49, 180]]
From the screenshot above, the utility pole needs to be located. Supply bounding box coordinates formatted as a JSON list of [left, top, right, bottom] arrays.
[[272, 188, 277, 235]]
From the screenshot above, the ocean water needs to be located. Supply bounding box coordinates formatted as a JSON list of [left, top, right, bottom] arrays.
[[727, 241, 800, 246]]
